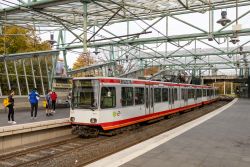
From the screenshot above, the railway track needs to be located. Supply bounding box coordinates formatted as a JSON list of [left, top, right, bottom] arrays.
[[0, 100, 229, 167], [0, 136, 110, 167]]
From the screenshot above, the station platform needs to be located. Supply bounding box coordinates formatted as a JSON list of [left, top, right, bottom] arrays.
[[0, 108, 69, 127], [88, 98, 250, 167], [0, 107, 70, 151]]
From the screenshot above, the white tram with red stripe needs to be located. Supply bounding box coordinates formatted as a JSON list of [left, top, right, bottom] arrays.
[[70, 77, 218, 136]]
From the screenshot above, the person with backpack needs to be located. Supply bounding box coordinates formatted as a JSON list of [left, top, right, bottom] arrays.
[[28, 88, 40, 119], [45, 90, 52, 116], [7, 90, 16, 124], [50, 91, 57, 113]]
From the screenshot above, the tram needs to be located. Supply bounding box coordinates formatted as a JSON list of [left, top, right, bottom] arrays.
[[70, 77, 218, 136]]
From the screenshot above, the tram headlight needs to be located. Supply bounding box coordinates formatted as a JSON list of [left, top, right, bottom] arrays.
[[90, 118, 97, 123], [70, 117, 75, 122]]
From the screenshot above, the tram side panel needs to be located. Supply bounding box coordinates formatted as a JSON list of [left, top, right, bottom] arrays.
[[98, 84, 148, 129]]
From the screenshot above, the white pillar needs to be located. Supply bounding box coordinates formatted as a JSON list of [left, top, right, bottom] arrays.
[[231, 82, 234, 94], [224, 81, 226, 95]]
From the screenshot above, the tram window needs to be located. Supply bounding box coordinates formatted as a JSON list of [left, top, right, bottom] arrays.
[[162, 88, 168, 102], [208, 89, 211, 96], [196, 89, 201, 98], [154, 88, 162, 103], [188, 89, 191, 98], [101, 87, 116, 109], [203, 89, 207, 97], [135, 87, 144, 105], [121, 87, 134, 106], [188, 89, 193, 98], [216, 89, 219, 95], [181, 89, 185, 100], [194, 89, 197, 100], [174, 88, 178, 100]]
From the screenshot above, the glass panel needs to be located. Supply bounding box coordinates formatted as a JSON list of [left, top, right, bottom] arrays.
[[174, 88, 178, 100], [135, 87, 144, 105], [101, 87, 116, 109], [169, 88, 172, 104], [145, 88, 149, 108], [181, 89, 185, 100], [121, 87, 134, 106], [197, 89, 202, 98], [194, 89, 197, 100], [151, 88, 154, 107], [72, 79, 99, 109], [162, 88, 168, 102], [154, 88, 161, 103], [188, 89, 194, 99], [203, 89, 207, 96]]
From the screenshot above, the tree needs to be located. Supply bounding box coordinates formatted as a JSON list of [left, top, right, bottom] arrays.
[[0, 26, 51, 54], [72, 52, 96, 77], [144, 66, 159, 76], [73, 52, 95, 69]]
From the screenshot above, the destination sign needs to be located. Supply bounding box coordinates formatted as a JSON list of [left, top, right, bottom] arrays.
[[121, 80, 132, 84]]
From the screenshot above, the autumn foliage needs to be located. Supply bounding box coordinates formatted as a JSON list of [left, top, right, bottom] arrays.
[[144, 66, 159, 76], [0, 26, 51, 54], [73, 52, 95, 69]]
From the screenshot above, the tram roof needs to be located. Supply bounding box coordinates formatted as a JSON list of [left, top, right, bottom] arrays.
[[72, 76, 214, 88]]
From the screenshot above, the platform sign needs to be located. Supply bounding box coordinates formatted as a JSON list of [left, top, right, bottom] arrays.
[[56, 60, 66, 76]]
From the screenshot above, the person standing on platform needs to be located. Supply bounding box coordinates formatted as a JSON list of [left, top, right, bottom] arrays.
[[28, 88, 40, 119], [45, 90, 52, 116], [8, 90, 16, 124], [51, 91, 57, 113]]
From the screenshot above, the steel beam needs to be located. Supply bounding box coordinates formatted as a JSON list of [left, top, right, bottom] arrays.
[[0, 50, 59, 62], [13, 60, 21, 95], [68, 61, 115, 75], [22, 59, 30, 94], [65, 28, 250, 49], [4, 60, 11, 90], [82, 1, 88, 53], [30, 58, 37, 89], [38, 57, 45, 95]]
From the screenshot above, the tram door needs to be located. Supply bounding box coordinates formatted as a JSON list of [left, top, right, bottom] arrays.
[[194, 89, 197, 104], [184, 88, 188, 106], [145, 86, 154, 115], [169, 87, 174, 109]]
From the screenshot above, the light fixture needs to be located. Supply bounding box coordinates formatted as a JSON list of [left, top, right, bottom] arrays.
[[93, 48, 100, 55], [239, 46, 243, 55], [230, 33, 240, 44], [216, 11, 231, 26], [229, 0, 240, 45], [48, 33, 56, 46]]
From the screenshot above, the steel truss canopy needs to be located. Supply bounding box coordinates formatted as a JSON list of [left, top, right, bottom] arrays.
[[0, 50, 59, 61], [0, 0, 250, 78], [0, 0, 249, 28]]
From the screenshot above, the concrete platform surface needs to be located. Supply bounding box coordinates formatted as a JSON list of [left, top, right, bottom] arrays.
[[119, 99, 250, 167], [0, 107, 69, 127]]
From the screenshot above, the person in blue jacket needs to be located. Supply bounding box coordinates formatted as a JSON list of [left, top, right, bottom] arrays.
[[28, 88, 40, 119]]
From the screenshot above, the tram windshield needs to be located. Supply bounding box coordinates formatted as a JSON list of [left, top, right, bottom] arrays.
[[72, 79, 99, 110]]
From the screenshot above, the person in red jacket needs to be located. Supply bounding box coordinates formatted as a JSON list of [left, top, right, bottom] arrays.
[[50, 91, 57, 113]]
